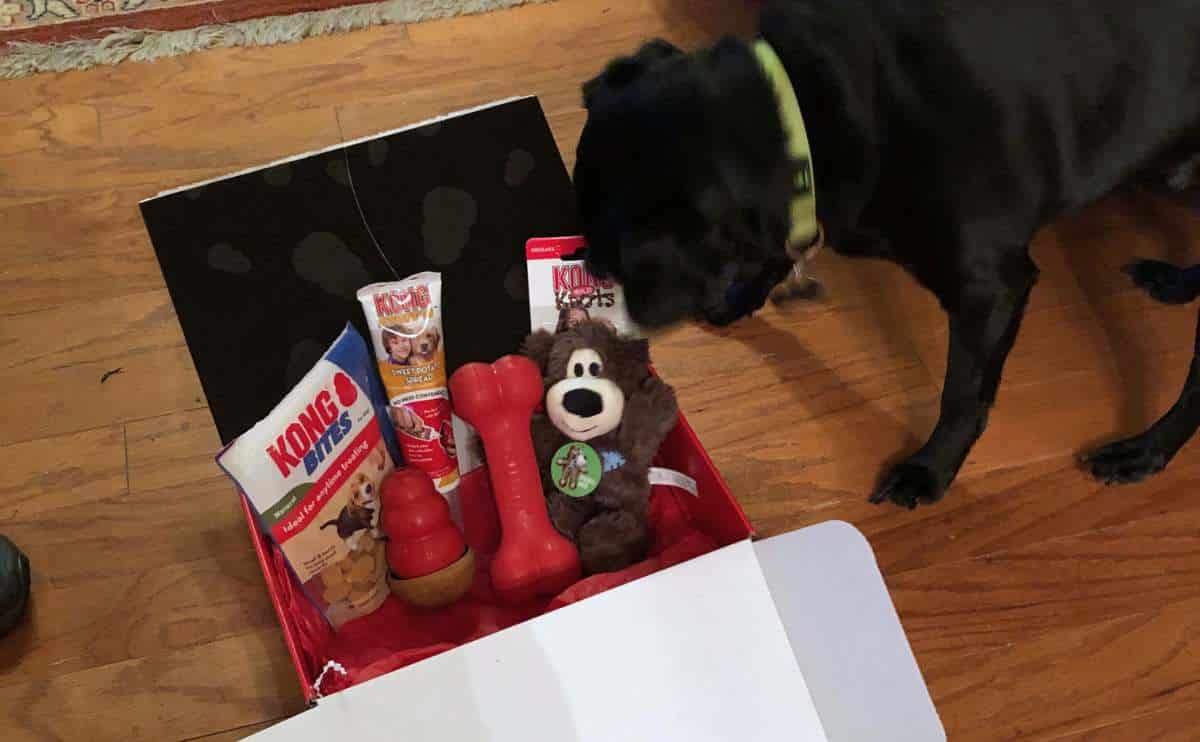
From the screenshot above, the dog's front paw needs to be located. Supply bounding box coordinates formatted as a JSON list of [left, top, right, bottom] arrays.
[[1122, 260, 1200, 304], [870, 460, 945, 509], [1081, 437, 1169, 484]]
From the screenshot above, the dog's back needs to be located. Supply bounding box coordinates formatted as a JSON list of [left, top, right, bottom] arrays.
[[941, 0, 1199, 204], [766, 0, 1200, 235]]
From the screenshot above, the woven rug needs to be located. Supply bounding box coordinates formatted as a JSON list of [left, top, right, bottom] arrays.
[[1, 0, 550, 78]]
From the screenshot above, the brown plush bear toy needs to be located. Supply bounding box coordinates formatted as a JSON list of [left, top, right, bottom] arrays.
[[521, 320, 679, 574]]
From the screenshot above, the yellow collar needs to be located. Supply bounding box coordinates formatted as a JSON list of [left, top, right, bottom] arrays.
[[752, 39, 821, 253]]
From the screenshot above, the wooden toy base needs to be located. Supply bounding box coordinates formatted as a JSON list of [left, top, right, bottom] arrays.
[[387, 547, 476, 609]]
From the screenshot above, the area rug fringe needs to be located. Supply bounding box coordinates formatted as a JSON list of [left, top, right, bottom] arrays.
[[1, 0, 549, 79]]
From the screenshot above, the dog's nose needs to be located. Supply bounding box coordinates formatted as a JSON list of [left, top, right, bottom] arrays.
[[563, 389, 603, 418]]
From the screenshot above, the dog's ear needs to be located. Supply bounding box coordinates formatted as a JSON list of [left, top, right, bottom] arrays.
[[583, 39, 684, 109], [521, 330, 557, 375]]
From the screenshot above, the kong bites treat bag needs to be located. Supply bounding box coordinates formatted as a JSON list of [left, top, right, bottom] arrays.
[[218, 325, 401, 628], [358, 273, 460, 494]]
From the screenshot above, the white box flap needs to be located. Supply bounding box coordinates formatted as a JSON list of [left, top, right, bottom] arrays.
[[247, 540, 828, 741], [755, 521, 945, 742]]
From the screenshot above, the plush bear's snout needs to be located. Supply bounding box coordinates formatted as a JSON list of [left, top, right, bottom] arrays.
[[563, 388, 603, 418]]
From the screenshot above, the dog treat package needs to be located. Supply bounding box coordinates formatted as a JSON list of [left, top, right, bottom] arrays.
[[526, 236, 642, 336], [357, 273, 460, 495], [217, 325, 400, 629]]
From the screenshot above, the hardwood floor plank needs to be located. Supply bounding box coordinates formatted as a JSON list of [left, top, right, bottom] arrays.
[[891, 508, 1200, 662], [1053, 702, 1200, 741], [182, 719, 286, 742], [653, 303, 940, 430], [0, 106, 341, 210], [0, 289, 183, 375], [710, 388, 939, 512], [0, 289, 205, 445], [5, 475, 252, 590], [0, 190, 168, 316], [924, 596, 1200, 741], [0, 425, 126, 524], [0, 629, 304, 742], [0, 345, 203, 446], [0, 555, 277, 689], [126, 408, 222, 495], [0, 104, 100, 158], [759, 454, 1200, 576], [0, 410, 276, 691]]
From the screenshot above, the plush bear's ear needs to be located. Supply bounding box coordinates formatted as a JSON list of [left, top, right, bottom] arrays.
[[613, 335, 651, 372], [520, 330, 557, 375], [583, 39, 684, 109]]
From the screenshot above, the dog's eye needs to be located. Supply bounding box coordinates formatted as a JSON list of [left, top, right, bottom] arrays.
[[574, 363, 584, 378], [589, 362, 601, 377]]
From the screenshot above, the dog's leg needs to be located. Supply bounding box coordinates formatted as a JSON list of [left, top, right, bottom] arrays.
[[872, 252, 1039, 508], [1083, 263, 1200, 483]]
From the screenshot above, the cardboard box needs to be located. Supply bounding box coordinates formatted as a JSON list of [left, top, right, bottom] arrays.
[[240, 404, 756, 704], [140, 97, 943, 741], [233, 390, 943, 740], [243, 519, 944, 741]]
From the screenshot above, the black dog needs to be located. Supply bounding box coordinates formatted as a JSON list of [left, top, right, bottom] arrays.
[[574, 0, 1200, 507]]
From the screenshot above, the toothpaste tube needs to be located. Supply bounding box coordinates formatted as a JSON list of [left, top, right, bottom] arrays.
[[357, 273, 460, 494]]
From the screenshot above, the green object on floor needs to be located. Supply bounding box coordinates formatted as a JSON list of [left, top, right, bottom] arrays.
[[0, 535, 30, 639]]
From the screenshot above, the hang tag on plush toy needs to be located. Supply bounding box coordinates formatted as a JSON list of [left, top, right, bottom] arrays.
[[526, 236, 643, 337], [550, 442, 602, 497]]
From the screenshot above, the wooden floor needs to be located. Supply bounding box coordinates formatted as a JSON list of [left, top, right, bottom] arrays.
[[3, 0, 1200, 739]]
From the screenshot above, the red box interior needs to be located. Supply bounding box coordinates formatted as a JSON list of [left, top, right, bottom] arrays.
[[242, 409, 751, 704]]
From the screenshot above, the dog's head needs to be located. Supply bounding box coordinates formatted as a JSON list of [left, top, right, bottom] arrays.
[[574, 37, 799, 328], [415, 326, 441, 358], [348, 473, 376, 508]]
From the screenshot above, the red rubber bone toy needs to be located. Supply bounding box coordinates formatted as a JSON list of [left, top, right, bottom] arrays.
[[450, 355, 582, 603], [380, 468, 475, 609]]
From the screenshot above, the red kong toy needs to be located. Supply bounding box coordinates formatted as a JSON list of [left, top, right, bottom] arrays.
[[379, 468, 475, 609], [450, 355, 582, 602]]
